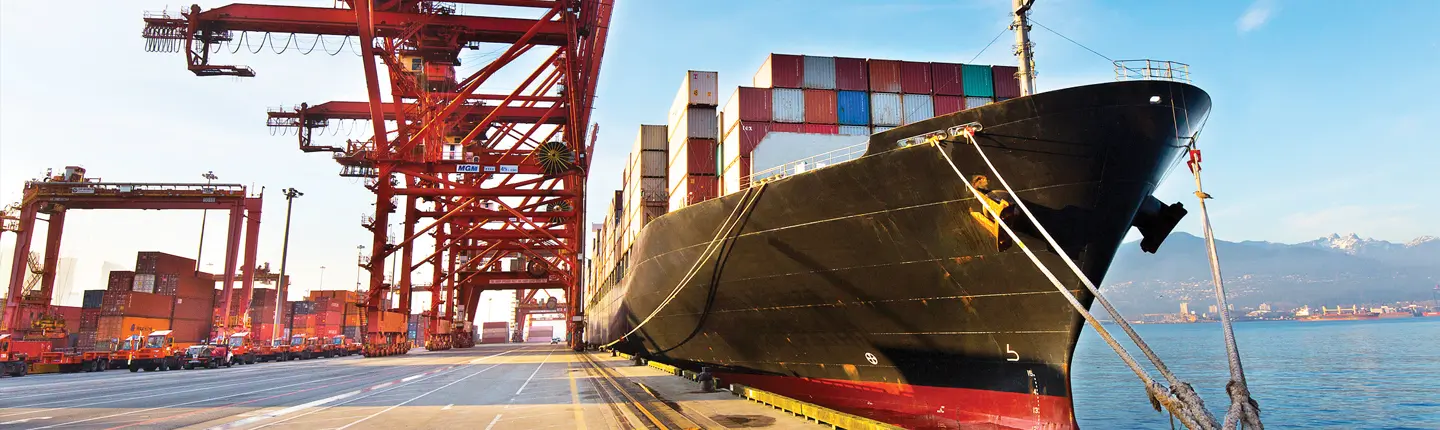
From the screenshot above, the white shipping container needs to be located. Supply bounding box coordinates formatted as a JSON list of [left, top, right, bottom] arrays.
[[636, 177, 667, 203], [874, 126, 896, 133], [902, 94, 935, 125], [965, 96, 994, 109], [669, 71, 719, 125], [638, 150, 667, 177], [635, 124, 667, 151], [838, 125, 871, 136], [870, 93, 902, 126], [802, 56, 836, 90], [722, 156, 743, 196], [668, 106, 718, 142], [772, 88, 805, 123], [754, 55, 775, 88]]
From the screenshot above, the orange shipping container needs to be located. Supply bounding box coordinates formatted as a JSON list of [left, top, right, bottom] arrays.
[[172, 296, 211, 321], [96, 315, 169, 343]]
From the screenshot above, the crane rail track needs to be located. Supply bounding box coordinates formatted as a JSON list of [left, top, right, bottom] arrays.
[[578, 352, 703, 430]]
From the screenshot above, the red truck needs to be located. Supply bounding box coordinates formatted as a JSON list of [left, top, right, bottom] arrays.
[[224, 332, 258, 365], [113, 330, 194, 372], [331, 335, 361, 356]]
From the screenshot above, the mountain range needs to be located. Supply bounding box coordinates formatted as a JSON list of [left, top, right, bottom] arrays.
[[1101, 232, 1439, 315]]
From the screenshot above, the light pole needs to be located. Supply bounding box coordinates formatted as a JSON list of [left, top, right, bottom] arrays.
[[196, 171, 217, 271], [273, 188, 302, 342], [319, 266, 326, 289], [355, 245, 366, 291]]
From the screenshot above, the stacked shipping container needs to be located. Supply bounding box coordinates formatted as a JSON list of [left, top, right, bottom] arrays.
[[619, 125, 668, 253], [668, 71, 720, 212]]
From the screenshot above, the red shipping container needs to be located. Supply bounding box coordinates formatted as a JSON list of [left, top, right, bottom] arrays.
[[834, 57, 869, 91], [771, 123, 804, 134], [80, 308, 102, 329], [934, 95, 965, 116], [136, 252, 195, 274], [170, 318, 211, 344], [730, 121, 770, 155], [677, 175, 718, 205], [735, 87, 772, 122], [802, 89, 838, 124], [754, 54, 804, 88], [900, 61, 932, 94], [108, 271, 134, 292], [681, 138, 717, 175], [867, 59, 902, 93], [932, 62, 965, 96], [802, 124, 839, 134], [172, 295, 211, 321], [992, 65, 1022, 99]]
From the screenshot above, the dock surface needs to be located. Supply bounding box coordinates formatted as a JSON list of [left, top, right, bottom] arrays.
[[0, 344, 816, 429]]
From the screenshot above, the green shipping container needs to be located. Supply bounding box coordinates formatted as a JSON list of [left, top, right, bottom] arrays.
[[961, 64, 994, 97]]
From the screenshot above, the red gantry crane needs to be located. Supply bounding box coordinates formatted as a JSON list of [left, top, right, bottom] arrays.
[[142, 0, 612, 355], [2, 167, 264, 339]]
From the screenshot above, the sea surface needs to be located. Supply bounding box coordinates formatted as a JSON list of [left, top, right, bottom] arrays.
[[1071, 317, 1440, 429]]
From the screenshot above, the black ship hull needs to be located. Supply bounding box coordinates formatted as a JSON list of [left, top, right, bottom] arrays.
[[585, 80, 1211, 429]]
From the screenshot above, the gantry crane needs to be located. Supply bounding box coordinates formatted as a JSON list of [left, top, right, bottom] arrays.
[[143, 0, 612, 354], [1, 166, 264, 339]]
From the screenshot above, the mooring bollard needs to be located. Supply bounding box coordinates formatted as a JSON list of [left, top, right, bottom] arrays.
[[633, 354, 645, 366], [699, 366, 715, 392]]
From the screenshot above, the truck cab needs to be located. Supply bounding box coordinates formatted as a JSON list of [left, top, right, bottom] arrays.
[[290, 335, 315, 360], [226, 332, 257, 365], [123, 330, 188, 372], [182, 344, 226, 369], [331, 335, 360, 356], [0, 334, 31, 377], [306, 337, 334, 358]]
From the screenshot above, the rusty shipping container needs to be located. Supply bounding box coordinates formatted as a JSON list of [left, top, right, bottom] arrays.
[[753, 54, 803, 89], [869, 92, 903, 126], [867, 59, 902, 93], [931, 62, 965, 96], [991, 65, 1022, 99], [636, 177, 667, 203], [834, 57, 868, 91], [934, 95, 965, 116], [900, 61, 932, 94], [771, 88, 805, 123], [803, 89, 838, 124], [802, 55, 836, 90]]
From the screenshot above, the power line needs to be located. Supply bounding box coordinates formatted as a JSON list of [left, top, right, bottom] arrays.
[[1029, 18, 1115, 63], [969, 25, 1010, 63]]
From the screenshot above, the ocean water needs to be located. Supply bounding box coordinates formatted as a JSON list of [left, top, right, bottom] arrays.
[[1072, 318, 1440, 429]]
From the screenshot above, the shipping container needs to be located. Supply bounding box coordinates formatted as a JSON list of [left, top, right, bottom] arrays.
[[80, 308, 101, 329], [771, 122, 804, 134], [870, 92, 903, 126], [668, 106, 718, 141], [771, 88, 805, 123], [722, 120, 771, 159], [722, 87, 772, 128], [874, 126, 896, 133], [670, 70, 719, 111], [481, 321, 510, 343], [638, 177, 667, 203], [867, 59, 902, 93], [902, 94, 935, 124], [636, 124, 667, 151], [82, 289, 105, 309], [803, 89, 838, 124], [108, 271, 134, 291], [801, 55, 836, 89], [136, 252, 195, 274], [962, 64, 995, 97], [900, 61, 933, 94], [722, 155, 752, 195], [525, 325, 555, 342], [802, 124, 839, 134], [838, 125, 871, 136], [834, 57, 868, 91], [668, 138, 717, 180], [668, 175, 719, 211], [836, 90, 870, 126], [170, 318, 211, 344], [991, 65, 1022, 99], [638, 150, 667, 177], [931, 62, 965, 96], [172, 295, 211, 321], [753, 54, 803, 89], [934, 95, 965, 116], [96, 315, 169, 343], [964, 96, 994, 109], [132, 274, 155, 293], [102, 290, 174, 318]]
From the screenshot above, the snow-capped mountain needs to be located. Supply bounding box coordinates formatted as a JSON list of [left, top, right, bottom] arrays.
[[1298, 233, 1439, 267]]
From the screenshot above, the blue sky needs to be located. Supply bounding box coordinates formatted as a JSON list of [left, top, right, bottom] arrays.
[[1, 1, 1436, 310]]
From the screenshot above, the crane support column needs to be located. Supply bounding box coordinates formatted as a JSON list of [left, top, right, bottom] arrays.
[[217, 203, 245, 333], [236, 197, 263, 329], [2, 204, 38, 331], [37, 210, 67, 302]]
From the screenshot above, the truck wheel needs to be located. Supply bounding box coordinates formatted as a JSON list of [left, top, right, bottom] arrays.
[[129, 364, 139, 372], [209, 360, 219, 369]]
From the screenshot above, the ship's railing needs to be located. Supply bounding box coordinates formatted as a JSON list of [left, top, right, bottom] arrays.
[[1114, 59, 1191, 83], [747, 142, 870, 186]]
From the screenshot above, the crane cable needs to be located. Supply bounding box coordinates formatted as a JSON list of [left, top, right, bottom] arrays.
[[600, 183, 767, 349], [931, 129, 1220, 430]]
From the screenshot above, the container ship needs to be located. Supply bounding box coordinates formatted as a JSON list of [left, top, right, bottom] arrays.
[[583, 9, 1208, 429]]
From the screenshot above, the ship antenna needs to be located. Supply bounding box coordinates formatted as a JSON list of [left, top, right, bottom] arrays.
[[1012, 0, 1037, 96]]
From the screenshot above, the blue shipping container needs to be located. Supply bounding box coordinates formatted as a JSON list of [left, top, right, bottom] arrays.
[[961, 64, 994, 97], [836, 91, 870, 125]]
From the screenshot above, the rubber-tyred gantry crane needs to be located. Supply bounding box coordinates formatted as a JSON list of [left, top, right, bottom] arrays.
[[143, 0, 612, 355], [1, 167, 264, 339]]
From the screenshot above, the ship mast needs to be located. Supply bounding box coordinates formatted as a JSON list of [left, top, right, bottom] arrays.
[[1012, 0, 1037, 96]]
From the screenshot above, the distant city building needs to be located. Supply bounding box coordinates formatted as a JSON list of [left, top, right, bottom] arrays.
[[1259, 303, 1272, 312], [1208, 304, 1219, 314], [1180, 302, 1189, 315]]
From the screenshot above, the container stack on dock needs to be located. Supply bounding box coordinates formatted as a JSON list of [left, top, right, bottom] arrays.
[[480, 321, 510, 343], [667, 71, 720, 212], [87, 252, 218, 349], [719, 54, 1022, 195], [620, 125, 669, 252]]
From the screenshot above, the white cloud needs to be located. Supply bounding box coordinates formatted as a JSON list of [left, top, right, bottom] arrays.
[[1237, 1, 1277, 34]]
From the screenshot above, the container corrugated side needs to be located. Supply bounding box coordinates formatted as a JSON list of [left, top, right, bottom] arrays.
[[868, 59, 902, 93], [722, 121, 770, 162], [834, 57, 868, 91], [668, 138, 717, 184], [803, 89, 838, 124], [669, 70, 719, 123], [723, 87, 772, 128], [638, 177, 667, 203], [802, 124, 839, 134], [991, 65, 1021, 98], [802, 55, 836, 89], [869, 92, 902, 126], [753, 54, 803, 88], [771, 88, 805, 123], [933, 95, 964, 116], [962, 64, 995, 97], [669, 106, 718, 141], [900, 61, 932, 94], [902, 94, 935, 124], [668, 175, 719, 211], [837, 90, 870, 126], [874, 126, 895, 133], [964, 96, 994, 109], [636, 124, 667, 151], [932, 62, 964, 95], [639, 150, 667, 177], [723, 155, 751, 195], [838, 125, 871, 136]]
